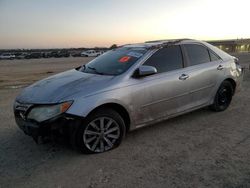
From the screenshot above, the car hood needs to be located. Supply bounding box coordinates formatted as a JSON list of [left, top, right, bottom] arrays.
[[16, 69, 116, 104]]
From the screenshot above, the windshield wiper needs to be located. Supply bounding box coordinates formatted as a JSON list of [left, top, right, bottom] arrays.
[[80, 64, 86, 71], [87, 66, 105, 75]]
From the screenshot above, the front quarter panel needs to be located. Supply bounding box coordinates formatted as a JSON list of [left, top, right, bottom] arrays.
[[66, 88, 134, 125]]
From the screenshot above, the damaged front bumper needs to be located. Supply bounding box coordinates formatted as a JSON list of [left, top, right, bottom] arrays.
[[14, 105, 83, 143]]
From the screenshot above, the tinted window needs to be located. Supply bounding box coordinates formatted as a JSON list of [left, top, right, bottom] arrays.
[[144, 46, 183, 73], [184, 44, 210, 66], [80, 47, 148, 75], [209, 50, 221, 61]]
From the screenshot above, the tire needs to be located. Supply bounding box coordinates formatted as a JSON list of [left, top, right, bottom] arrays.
[[74, 108, 126, 154], [210, 81, 234, 112]]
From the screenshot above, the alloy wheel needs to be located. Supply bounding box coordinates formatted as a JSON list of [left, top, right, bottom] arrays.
[[83, 117, 120, 153], [218, 87, 231, 107]]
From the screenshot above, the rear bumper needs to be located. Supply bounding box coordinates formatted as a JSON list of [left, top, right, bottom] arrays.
[[235, 65, 244, 93]]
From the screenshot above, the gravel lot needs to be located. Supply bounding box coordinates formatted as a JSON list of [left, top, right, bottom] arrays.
[[0, 54, 250, 188]]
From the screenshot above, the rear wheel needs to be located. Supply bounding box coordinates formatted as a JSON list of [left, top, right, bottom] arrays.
[[210, 81, 234, 112], [75, 108, 125, 154]]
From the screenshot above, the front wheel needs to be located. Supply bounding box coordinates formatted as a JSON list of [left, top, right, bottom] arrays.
[[74, 108, 125, 154], [210, 81, 234, 112]]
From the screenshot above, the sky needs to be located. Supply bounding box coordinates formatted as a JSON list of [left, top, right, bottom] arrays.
[[0, 0, 249, 49]]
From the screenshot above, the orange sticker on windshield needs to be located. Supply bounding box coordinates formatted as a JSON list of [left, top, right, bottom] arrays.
[[119, 56, 131, 63]]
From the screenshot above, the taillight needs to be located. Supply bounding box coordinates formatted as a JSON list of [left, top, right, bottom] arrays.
[[233, 57, 240, 65], [233, 56, 243, 73]]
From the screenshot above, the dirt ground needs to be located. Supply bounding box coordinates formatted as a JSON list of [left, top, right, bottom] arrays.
[[0, 54, 250, 188]]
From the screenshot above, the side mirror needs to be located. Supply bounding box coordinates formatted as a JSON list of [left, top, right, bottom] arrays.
[[136, 65, 157, 77]]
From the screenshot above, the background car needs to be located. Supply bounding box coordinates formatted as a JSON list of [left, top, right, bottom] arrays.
[[15, 53, 28, 59], [25, 52, 42, 59], [81, 50, 102, 57], [0, 53, 15, 60], [14, 39, 243, 154], [57, 50, 70, 58], [71, 51, 82, 57]]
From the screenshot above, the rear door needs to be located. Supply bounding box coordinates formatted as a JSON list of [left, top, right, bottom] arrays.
[[181, 43, 224, 108]]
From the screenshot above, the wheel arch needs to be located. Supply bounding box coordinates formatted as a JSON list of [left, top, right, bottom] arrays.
[[86, 103, 131, 133], [223, 78, 236, 95]]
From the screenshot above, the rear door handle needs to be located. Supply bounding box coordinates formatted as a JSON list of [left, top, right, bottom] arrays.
[[179, 74, 189, 81], [217, 65, 224, 70]]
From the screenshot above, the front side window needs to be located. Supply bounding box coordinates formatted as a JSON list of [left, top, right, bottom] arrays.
[[144, 45, 183, 73], [209, 50, 221, 61], [184, 44, 210, 66], [80, 47, 148, 75]]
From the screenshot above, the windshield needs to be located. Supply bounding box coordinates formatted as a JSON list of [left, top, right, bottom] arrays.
[[80, 47, 148, 75]]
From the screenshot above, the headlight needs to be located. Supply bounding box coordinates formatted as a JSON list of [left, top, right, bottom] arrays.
[[27, 101, 73, 122]]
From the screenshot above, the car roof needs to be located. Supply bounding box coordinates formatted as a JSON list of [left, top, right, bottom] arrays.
[[123, 39, 199, 49], [122, 39, 231, 60]]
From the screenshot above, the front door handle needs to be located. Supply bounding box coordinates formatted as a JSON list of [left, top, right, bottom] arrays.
[[217, 65, 224, 70], [179, 74, 189, 81]]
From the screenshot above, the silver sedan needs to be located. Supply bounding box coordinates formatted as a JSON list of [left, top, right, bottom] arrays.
[[14, 39, 243, 153]]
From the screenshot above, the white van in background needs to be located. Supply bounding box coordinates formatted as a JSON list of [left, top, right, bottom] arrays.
[[81, 50, 103, 57]]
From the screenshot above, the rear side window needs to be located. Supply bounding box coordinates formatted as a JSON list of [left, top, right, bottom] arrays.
[[144, 45, 183, 73], [184, 44, 210, 66]]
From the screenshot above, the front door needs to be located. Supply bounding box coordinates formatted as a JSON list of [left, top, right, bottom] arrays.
[[130, 45, 192, 126]]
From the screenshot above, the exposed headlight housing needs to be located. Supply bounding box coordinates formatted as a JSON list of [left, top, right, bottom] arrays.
[[27, 101, 73, 122]]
